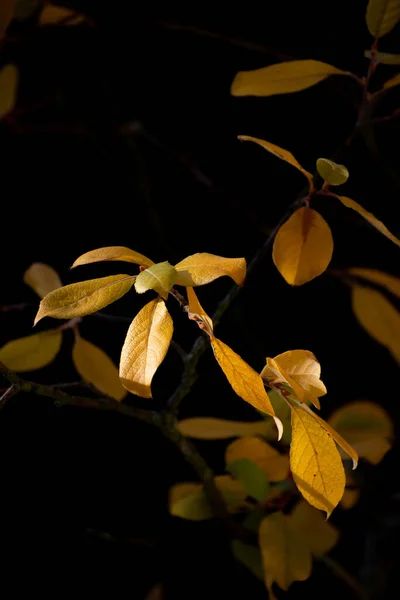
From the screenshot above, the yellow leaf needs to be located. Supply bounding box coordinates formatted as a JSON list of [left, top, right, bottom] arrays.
[[34, 275, 134, 324], [364, 50, 400, 64], [72, 334, 127, 401], [316, 158, 349, 186], [169, 475, 247, 520], [273, 207, 333, 285], [177, 417, 269, 439], [174, 253, 246, 287], [39, 4, 85, 25], [225, 437, 289, 482], [366, 0, 400, 37], [0, 330, 62, 371], [186, 287, 214, 336], [261, 350, 327, 404], [347, 268, 400, 299], [0, 0, 15, 39], [23, 262, 62, 298], [351, 285, 400, 363], [384, 72, 400, 89], [290, 500, 339, 557], [211, 337, 283, 440], [0, 64, 18, 120], [71, 246, 153, 269], [238, 135, 313, 189], [334, 195, 400, 248], [231, 60, 349, 97], [259, 512, 312, 592], [134, 261, 176, 300], [290, 404, 345, 517], [119, 298, 173, 398]]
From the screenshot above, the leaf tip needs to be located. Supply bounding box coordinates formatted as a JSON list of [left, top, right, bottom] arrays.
[[274, 416, 283, 441]]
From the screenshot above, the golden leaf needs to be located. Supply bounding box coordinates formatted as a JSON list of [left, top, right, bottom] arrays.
[[351, 285, 400, 363], [34, 275, 134, 324], [231, 60, 349, 97], [211, 337, 283, 440], [174, 253, 246, 287], [71, 246, 153, 269], [169, 475, 247, 520], [225, 436, 289, 482], [273, 207, 333, 285], [0, 330, 62, 371], [186, 287, 214, 335], [366, 0, 400, 38], [177, 417, 269, 440], [290, 404, 345, 516], [316, 158, 349, 186], [40, 4, 85, 25], [134, 261, 177, 300], [259, 512, 312, 592], [119, 297, 173, 398], [72, 334, 127, 401], [0, 64, 18, 120], [23, 262, 62, 298], [347, 268, 400, 299], [290, 500, 339, 557], [0, 0, 15, 40], [334, 195, 400, 248], [238, 135, 313, 189], [383, 72, 400, 89]]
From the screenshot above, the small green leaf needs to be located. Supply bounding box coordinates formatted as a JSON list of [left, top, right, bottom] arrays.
[[134, 261, 177, 300], [316, 158, 349, 186], [227, 458, 270, 503], [232, 540, 264, 580]]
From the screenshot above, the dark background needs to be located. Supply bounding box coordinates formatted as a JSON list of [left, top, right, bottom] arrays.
[[0, 1, 400, 598]]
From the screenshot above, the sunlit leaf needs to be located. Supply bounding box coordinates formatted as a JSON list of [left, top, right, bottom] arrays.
[[366, 0, 400, 38], [211, 337, 283, 439], [40, 4, 85, 25], [174, 253, 246, 287], [351, 285, 400, 363], [186, 287, 214, 335], [226, 437, 289, 482], [227, 458, 270, 502], [347, 268, 400, 299], [290, 500, 339, 557], [72, 246, 153, 269], [0, 64, 18, 120], [34, 275, 134, 324], [119, 297, 173, 398], [273, 207, 333, 285], [259, 512, 312, 592], [134, 261, 177, 300], [290, 404, 345, 516], [0, 0, 15, 39], [0, 330, 62, 371], [72, 334, 127, 401], [383, 72, 400, 89], [231, 60, 349, 98], [364, 50, 400, 64], [334, 195, 400, 248], [238, 135, 313, 189], [316, 158, 349, 186], [169, 475, 247, 520], [176, 417, 269, 439], [232, 540, 264, 580], [23, 262, 62, 298]]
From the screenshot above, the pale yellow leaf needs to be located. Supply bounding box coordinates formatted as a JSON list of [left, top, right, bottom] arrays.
[[40, 4, 85, 25], [273, 207, 333, 286], [259, 511, 312, 591], [0, 329, 62, 371], [351, 285, 400, 363], [290, 500, 339, 557], [186, 287, 214, 336], [290, 404, 345, 516], [177, 417, 269, 440], [316, 158, 349, 186], [72, 334, 127, 401], [119, 297, 173, 398], [348, 268, 400, 299], [211, 337, 283, 440], [0, 64, 18, 120], [23, 262, 62, 298], [34, 275, 134, 324], [134, 261, 176, 300], [364, 50, 400, 64], [335, 195, 400, 248], [71, 246, 153, 269], [174, 253, 246, 287], [231, 60, 349, 97], [0, 0, 15, 39], [366, 0, 400, 37], [238, 135, 313, 189], [225, 436, 289, 482], [384, 72, 400, 89]]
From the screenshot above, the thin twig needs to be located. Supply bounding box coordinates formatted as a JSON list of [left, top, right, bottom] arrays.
[[0, 385, 18, 409]]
